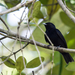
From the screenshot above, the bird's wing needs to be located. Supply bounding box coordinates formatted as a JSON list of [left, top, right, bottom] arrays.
[[56, 29, 67, 47]]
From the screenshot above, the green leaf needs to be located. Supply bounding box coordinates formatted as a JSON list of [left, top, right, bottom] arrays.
[[46, 64, 60, 75], [47, 0, 60, 16], [65, 62, 75, 71], [60, 12, 75, 27], [28, 1, 44, 19], [15, 72, 25, 75], [15, 56, 27, 72], [39, 0, 49, 5], [65, 28, 75, 41], [26, 57, 44, 68], [4, 0, 21, 8], [54, 52, 60, 64], [1, 56, 15, 68], [65, 28, 75, 49], [35, 11, 44, 19]]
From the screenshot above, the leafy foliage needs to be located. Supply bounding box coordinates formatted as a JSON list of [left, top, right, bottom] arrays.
[[26, 57, 44, 68], [47, 0, 60, 17], [15, 72, 26, 75], [66, 62, 75, 71], [1, 56, 44, 72], [60, 12, 75, 27], [1, 56, 15, 68], [28, 1, 44, 19], [39, 0, 49, 5], [15, 56, 27, 73]]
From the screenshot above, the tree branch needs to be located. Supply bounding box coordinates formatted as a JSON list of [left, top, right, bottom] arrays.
[[0, 43, 29, 65], [0, 36, 7, 40], [0, 0, 33, 16], [57, 0, 75, 23], [0, 17, 10, 30], [0, 28, 75, 53]]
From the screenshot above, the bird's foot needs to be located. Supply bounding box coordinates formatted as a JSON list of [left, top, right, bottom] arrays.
[[57, 45, 61, 48]]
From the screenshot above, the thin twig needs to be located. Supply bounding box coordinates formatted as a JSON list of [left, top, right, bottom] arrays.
[[12, 40, 17, 54], [0, 43, 29, 65], [32, 19, 53, 46], [1, 72, 3, 75], [48, 1, 55, 73], [32, 20, 54, 74], [32, 71, 34, 75], [13, 43, 29, 55], [27, 24, 44, 69], [0, 17, 10, 30], [0, 36, 7, 40], [0, 40, 12, 52], [37, 25, 53, 46], [49, 0, 55, 20], [17, 6, 28, 75], [28, 0, 44, 70], [18, 6, 26, 25], [0, 32, 16, 40]]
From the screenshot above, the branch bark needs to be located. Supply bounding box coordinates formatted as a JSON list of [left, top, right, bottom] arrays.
[[57, 0, 75, 23], [0, 0, 33, 15], [0, 28, 75, 53]]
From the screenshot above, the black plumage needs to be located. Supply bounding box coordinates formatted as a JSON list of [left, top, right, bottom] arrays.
[[44, 22, 74, 64]]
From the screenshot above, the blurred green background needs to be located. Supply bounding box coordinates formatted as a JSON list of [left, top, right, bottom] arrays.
[[0, 0, 75, 75]]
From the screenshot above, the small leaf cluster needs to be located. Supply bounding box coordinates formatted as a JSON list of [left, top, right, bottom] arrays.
[[1, 56, 44, 73]]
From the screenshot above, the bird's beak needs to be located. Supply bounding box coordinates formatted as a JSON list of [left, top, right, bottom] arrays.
[[43, 23, 47, 26]]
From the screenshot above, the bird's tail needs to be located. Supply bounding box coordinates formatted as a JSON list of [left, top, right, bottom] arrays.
[[61, 53, 74, 64]]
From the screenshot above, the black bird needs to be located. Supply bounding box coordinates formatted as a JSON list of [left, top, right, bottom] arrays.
[[44, 22, 74, 64]]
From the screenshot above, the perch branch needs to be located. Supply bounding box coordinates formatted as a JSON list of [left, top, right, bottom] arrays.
[[0, 28, 75, 53]]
